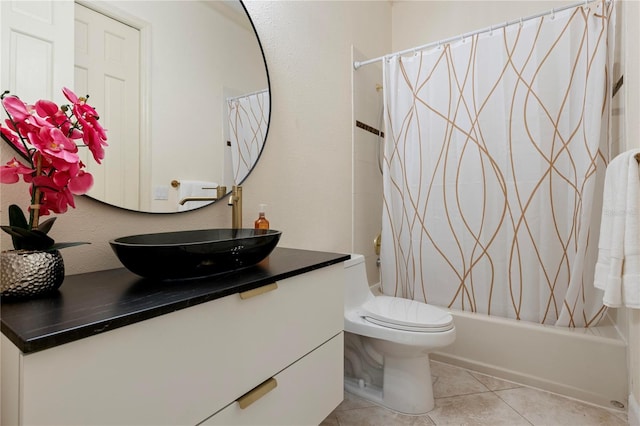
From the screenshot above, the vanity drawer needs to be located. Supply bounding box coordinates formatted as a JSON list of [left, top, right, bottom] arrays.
[[16, 263, 344, 425], [201, 332, 344, 426]]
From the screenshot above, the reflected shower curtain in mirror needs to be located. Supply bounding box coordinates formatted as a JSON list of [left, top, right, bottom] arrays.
[[227, 89, 269, 184], [381, 2, 615, 326]]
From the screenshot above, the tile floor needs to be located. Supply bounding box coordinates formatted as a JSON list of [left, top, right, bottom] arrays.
[[321, 360, 628, 426]]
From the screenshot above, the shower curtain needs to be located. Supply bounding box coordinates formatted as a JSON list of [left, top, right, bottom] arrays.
[[381, 1, 615, 326], [227, 89, 269, 184]]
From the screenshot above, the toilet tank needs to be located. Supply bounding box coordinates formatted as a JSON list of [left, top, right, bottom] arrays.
[[344, 254, 374, 310]]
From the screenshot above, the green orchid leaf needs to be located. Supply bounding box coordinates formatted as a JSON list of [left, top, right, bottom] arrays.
[[0, 225, 35, 250], [2, 223, 87, 251], [36, 217, 57, 234], [49, 241, 90, 250], [6, 204, 29, 248], [6, 226, 37, 238], [1, 225, 26, 239], [8, 204, 29, 229], [27, 229, 55, 249], [0, 226, 55, 250]]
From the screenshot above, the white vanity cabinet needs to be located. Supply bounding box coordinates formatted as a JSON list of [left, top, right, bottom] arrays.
[[1, 261, 345, 425]]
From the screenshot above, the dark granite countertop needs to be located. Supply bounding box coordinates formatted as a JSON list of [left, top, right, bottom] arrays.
[[1, 247, 349, 354]]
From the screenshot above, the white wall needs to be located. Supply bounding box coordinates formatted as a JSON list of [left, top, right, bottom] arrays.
[[391, 0, 576, 51], [0, 0, 391, 271], [241, 0, 391, 255], [621, 0, 640, 421]]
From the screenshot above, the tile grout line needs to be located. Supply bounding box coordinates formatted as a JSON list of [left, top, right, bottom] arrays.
[[491, 389, 536, 426]]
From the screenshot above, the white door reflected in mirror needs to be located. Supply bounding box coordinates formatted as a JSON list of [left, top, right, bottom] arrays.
[[73, 0, 270, 213], [75, 3, 141, 211]]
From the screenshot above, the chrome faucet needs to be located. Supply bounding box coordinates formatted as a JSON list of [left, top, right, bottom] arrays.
[[178, 185, 227, 205], [228, 185, 242, 229]]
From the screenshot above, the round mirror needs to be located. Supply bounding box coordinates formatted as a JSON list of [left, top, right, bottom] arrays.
[[75, 0, 270, 213]]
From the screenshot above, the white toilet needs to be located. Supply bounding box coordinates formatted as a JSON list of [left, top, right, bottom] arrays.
[[343, 254, 456, 415]]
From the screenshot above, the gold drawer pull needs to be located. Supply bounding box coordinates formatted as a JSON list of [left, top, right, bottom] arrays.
[[237, 378, 278, 409], [239, 282, 278, 300]]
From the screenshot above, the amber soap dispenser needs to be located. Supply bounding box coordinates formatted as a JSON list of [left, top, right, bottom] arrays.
[[254, 204, 270, 229]]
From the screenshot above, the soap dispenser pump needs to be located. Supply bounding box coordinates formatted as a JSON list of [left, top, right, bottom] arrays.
[[254, 204, 270, 230]]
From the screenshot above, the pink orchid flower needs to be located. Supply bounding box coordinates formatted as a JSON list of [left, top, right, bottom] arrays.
[[34, 99, 59, 118], [82, 126, 106, 163], [2, 96, 31, 122], [35, 100, 74, 133], [38, 185, 75, 214], [48, 164, 87, 192], [27, 127, 80, 165], [0, 157, 34, 183], [67, 170, 94, 195], [0, 127, 26, 155], [62, 87, 79, 104], [1, 88, 107, 250]]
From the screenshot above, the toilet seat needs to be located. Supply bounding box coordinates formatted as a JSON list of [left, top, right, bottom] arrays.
[[360, 295, 454, 332]]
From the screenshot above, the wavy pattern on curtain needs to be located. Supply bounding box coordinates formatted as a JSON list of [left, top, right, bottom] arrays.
[[227, 89, 269, 184], [381, 1, 615, 326]]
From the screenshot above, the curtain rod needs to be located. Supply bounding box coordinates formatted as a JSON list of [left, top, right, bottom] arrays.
[[354, 0, 608, 70]]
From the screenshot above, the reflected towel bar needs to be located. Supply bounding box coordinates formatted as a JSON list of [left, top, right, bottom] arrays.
[[171, 180, 218, 190]]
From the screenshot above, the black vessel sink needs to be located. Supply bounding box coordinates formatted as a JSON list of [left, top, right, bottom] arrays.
[[109, 229, 282, 280]]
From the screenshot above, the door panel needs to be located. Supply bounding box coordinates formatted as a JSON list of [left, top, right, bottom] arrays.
[[0, 0, 73, 104], [74, 3, 140, 210]]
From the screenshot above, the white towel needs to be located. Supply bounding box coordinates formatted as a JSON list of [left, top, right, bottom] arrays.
[[594, 149, 640, 308], [177, 180, 219, 212]]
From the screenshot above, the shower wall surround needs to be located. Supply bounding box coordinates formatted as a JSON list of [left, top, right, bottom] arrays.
[[352, 47, 389, 284]]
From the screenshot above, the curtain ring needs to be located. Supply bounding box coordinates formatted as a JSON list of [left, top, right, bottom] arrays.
[[551, 8, 555, 19], [519, 17, 523, 27], [489, 25, 493, 36]]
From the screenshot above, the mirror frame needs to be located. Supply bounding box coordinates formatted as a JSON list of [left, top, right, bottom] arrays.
[[1, 0, 271, 215]]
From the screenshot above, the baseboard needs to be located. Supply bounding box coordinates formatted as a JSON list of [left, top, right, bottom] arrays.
[[431, 352, 623, 410], [629, 394, 640, 426], [431, 310, 628, 410]]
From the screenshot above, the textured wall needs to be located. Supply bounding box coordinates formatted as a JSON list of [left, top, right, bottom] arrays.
[[622, 0, 640, 419], [0, 1, 391, 274]]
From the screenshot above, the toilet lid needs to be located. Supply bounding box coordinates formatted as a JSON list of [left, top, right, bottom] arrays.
[[360, 296, 454, 332]]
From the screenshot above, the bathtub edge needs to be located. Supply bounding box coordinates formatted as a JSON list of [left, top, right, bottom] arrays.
[[431, 310, 628, 411]]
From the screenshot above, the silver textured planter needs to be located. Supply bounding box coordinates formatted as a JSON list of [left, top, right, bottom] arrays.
[[1, 250, 65, 298]]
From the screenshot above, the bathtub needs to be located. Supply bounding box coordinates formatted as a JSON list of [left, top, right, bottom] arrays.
[[430, 309, 628, 410]]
